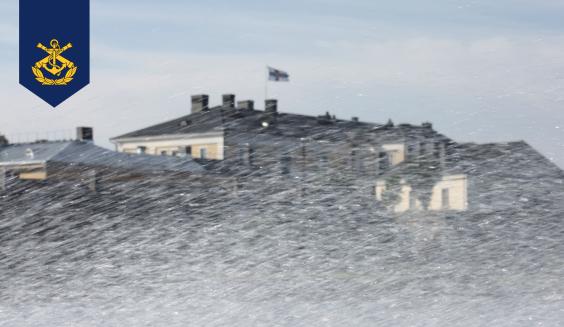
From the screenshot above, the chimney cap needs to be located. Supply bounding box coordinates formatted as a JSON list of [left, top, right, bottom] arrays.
[[265, 99, 278, 113], [76, 127, 94, 142], [191, 94, 210, 113], [192, 94, 209, 98], [222, 94, 236, 108]]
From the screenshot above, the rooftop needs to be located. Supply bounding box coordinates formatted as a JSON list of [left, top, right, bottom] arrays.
[[111, 96, 381, 142]]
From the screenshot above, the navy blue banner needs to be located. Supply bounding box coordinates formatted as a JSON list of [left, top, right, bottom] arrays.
[[19, 0, 90, 107]]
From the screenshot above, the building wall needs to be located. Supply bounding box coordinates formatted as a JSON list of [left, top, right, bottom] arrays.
[[0, 163, 48, 181], [381, 144, 406, 166], [19, 170, 48, 180], [428, 175, 468, 211], [376, 174, 468, 213], [114, 135, 224, 160], [0, 168, 6, 190], [190, 143, 221, 160]]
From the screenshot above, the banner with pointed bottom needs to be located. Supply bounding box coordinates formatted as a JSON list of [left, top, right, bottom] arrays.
[[19, 0, 90, 107]]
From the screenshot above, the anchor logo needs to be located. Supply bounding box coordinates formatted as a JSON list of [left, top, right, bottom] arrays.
[[31, 39, 78, 86]]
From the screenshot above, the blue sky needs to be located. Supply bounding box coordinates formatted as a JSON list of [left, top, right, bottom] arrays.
[[1, 0, 564, 166]]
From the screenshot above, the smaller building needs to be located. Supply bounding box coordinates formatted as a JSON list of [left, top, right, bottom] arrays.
[[0, 127, 204, 191]]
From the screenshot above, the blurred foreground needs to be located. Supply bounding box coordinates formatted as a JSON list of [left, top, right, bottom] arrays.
[[1, 147, 563, 326]]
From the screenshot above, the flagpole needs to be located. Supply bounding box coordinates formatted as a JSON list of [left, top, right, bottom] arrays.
[[265, 66, 269, 101]]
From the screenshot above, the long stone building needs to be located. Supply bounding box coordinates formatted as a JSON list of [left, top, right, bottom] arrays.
[[107, 94, 469, 210], [109, 93, 563, 214], [111, 94, 451, 176]]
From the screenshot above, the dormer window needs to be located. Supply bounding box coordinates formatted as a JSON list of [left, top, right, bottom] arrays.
[[200, 148, 208, 159], [381, 144, 406, 166], [25, 148, 34, 159]]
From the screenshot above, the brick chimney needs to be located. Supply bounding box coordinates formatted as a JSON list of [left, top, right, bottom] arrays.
[[191, 94, 209, 113], [265, 99, 278, 114], [222, 94, 235, 108], [237, 100, 254, 110], [76, 127, 93, 142]]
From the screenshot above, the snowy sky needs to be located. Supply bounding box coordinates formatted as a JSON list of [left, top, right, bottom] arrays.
[[1, 0, 563, 167]]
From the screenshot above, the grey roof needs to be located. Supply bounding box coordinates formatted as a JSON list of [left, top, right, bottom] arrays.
[[0, 141, 72, 165], [0, 141, 204, 174], [454, 141, 563, 177], [367, 124, 452, 144], [111, 107, 228, 139], [111, 106, 381, 141], [376, 140, 563, 183]]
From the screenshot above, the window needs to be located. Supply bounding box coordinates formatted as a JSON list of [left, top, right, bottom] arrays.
[[441, 188, 450, 210], [137, 146, 147, 154], [238, 145, 253, 165], [160, 151, 167, 156], [378, 152, 390, 173], [351, 149, 364, 172], [200, 148, 207, 159], [409, 192, 417, 210], [172, 151, 178, 157], [185, 146, 192, 156], [280, 156, 291, 175], [239, 147, 248, 163], [381, 144, 406, 166], [320, 154, 329, 168], [249, 146, 255, 165], [434, 141, 442, 159]]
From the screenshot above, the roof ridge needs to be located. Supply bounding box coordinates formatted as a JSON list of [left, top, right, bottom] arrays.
[[111, 113, 195, 140]]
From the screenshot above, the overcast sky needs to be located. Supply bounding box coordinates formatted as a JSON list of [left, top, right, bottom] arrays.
[[1, 0, 564, 166]]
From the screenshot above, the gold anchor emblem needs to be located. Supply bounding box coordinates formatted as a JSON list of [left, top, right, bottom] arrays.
[[32, 39, 78, 86]]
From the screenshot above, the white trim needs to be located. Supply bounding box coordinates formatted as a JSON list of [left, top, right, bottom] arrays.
[[111, 131, 224, 144], [0, 161, 46, 167], [114, 134, 225, 160]]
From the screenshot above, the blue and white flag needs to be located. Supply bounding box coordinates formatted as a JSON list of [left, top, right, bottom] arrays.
[[268, 67, 290, 82]]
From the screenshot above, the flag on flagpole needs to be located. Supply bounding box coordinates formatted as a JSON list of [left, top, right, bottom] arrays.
[[268, 67, 290, 82]]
